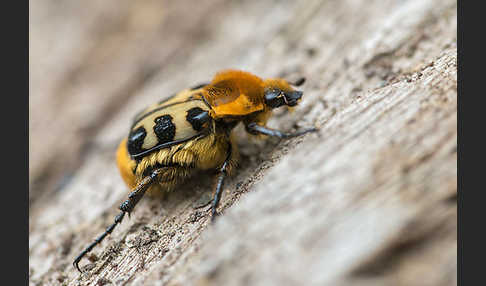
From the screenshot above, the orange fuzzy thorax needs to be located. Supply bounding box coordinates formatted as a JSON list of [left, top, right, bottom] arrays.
[[262, 78, 294, 92], [202, 70, 265, 118], [202, 70, 295, 118]]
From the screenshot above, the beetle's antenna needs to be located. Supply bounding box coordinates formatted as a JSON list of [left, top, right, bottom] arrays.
[[73, 169, 163, 272], [291, 77, 306, 87]]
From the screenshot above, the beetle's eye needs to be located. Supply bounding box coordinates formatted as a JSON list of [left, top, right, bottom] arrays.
[[186, 107, 211, 131], [264, 90, 285, 108]]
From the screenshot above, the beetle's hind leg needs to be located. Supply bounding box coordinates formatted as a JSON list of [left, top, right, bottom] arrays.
[[73, 168, 164, 272], [245, 122, 318, 139]]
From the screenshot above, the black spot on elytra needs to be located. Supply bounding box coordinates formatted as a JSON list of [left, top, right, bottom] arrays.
[[128, 126, 147, 155], [186, 107, 211, 132], [154, 115, 176, 143]]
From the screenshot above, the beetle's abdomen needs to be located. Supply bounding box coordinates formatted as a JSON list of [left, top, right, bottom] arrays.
[[117, 132, 234, 193], [117, 137, 197, 193]]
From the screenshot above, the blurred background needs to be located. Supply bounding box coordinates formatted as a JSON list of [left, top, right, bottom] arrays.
[[30, 0, 456, 285], [30, 0, 319, 203]]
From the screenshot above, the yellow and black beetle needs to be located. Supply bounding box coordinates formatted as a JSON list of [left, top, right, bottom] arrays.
[[74, 69, 317, 271]]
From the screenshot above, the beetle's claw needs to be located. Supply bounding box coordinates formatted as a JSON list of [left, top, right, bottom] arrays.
[[74, 260, 82, 273]]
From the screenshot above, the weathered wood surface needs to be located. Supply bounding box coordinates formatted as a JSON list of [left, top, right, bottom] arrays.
[[29, 0, 457, 285]]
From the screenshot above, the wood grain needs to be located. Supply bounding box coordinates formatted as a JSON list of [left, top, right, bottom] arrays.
[[29, 0, 457, 285]]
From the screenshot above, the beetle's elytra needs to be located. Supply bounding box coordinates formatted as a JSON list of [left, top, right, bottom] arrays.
[[74, 69, 317, 272]]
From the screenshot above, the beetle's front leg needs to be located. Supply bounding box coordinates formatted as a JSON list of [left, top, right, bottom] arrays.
[[245, 122, 318, 139]]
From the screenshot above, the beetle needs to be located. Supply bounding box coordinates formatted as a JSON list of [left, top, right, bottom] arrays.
[[73, 69, 317, 272]]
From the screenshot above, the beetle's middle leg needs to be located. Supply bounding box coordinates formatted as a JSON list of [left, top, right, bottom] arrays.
[[210, 143, 233, 222], [73, 168, 164, 272]]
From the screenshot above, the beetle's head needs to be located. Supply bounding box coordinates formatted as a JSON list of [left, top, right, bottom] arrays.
[[263, 77, 306, 109]]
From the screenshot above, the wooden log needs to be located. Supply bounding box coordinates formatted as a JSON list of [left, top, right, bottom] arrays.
[[29, 0, 457, 285]]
